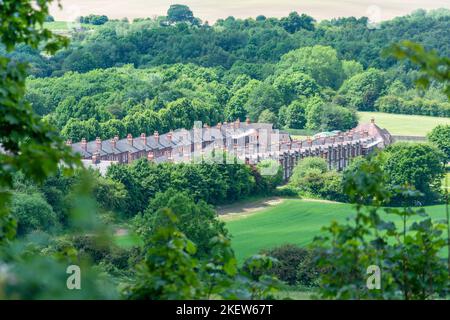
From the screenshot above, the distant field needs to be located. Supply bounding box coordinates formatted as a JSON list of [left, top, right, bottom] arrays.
[[358, 112, 450, 136], [225, 199, 447, 262], [44, 21, 97, 34]]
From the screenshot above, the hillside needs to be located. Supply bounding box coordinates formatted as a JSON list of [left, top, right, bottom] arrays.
[[225, 199, 448, 262]]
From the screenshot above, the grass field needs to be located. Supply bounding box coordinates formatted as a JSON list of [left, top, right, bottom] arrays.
[[358, 112, 450, 136], [225, 199, 448, 262], [44, 21, 97, 35]]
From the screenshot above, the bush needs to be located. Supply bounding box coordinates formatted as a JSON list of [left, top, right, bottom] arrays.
[[261, 245, 320, 286], [428, 125, 450, 161], [11, 192, 58, 236], [290, 158, 345, 201], [375, 95, 450, 117]]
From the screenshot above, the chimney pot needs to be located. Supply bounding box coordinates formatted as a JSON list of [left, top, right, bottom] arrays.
[[127, 134, 133, 145], [81, 138, 87, 150], [95, 137, 102, 150], [92, 152, 100, 164], [141, 133, 147, 145]]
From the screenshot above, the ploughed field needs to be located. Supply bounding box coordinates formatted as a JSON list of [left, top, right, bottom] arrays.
[[224, 199, 448, 263]]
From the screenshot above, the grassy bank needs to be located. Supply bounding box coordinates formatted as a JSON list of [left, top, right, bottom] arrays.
[[225, 199, 447, 262]]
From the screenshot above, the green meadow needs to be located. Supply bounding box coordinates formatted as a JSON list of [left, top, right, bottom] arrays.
[[225, 199, 448, 263], [358, 112, 450, 136]]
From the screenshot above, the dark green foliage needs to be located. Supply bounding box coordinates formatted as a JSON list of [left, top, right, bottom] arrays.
[[78, 14, 109, 25], [107, 158, 278, 217], [314, 157, 449, 299], [384, 143, 445, 204], [306, 102, 358, 131], [375, 95, 450, 117], [167, 5, 195, 24], [289, 158, 346, 202], [427, 125, 450, 161], [126, 209, 280, 300], [387, 40, 450, 99], [10, 192, 58, 236], [261, 244, 320, 286], [139, 189, 227, 258], [278, 100, 307, 129], [338, 68, 386, 111], [0, 0, 79, 244], [280, 12, 315, 33]]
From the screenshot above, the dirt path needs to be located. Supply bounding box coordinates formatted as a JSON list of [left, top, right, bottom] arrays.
[[217, 197, 344, 221], [217, 197, 285, 220]]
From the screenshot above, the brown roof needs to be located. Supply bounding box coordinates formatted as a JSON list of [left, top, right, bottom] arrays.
[[353, 120, 393, 147]]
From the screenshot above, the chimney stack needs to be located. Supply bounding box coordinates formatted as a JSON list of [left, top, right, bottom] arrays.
[[81, 138, 87, 151], [167, 130, 173, 143], [154, 131, 159, 143], [92, 152, 100, 164], [217, 122, 222, 129], [246, 117, 250, 125], [140, 133, 147, 145], [235, 118, 240, 129], [147, 151, 154, 162], [111, 138, 117, 149], [95, 137, 102, 151], [127, 134, 133, 146], [66, 139, 72, 146]]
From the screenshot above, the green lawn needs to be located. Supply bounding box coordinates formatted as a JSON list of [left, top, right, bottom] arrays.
[[358, 112, 450, 136], [225, 199, 447, 263]]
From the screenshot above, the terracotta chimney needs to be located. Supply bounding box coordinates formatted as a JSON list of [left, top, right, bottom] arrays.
[[81, 138, 87, 151], [147, 151, 154, 162], [95, 137, 102, 151], [92, 152, 100, 164], [127, 134, 133, 146], [140, 133, 147, 145], [167, 130, 173, 143], [154, 131, 159, 143], [246, 117, 250, 125]]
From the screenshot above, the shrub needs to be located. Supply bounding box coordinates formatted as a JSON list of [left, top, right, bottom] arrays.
[[290, 158, 345, 201], [261, 245, 320, 286], [375, 95, 450, 117], [11, 192, 58, 236], [427, 125, 450, 161]]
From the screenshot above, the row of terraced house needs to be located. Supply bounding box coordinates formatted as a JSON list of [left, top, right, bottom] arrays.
[[68, 118, 393, 177]]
